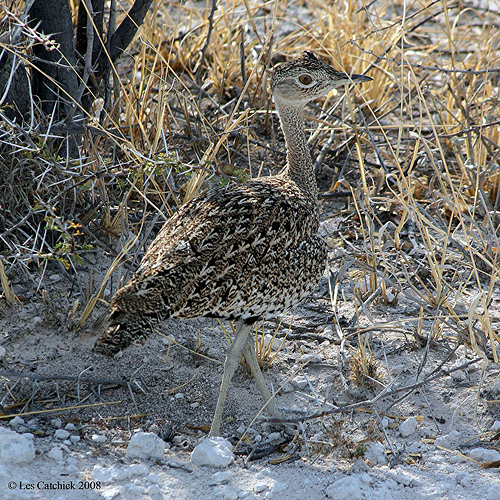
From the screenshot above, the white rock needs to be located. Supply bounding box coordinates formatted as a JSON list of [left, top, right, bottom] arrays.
[[392, 472, 412, 486], [450, 369, 466, 381], [9, 416, 25, 428], [191, 437, 233, 467], [253, 483, 268, 493], [147, 473, 160, 484], [55, 429, 70, 440], [326, 476, 368, 499], [351, 458, 369, 473], [175, 392, 184, 399], [491, 381, 500, 394], [47, 446, 63, 461], [271, 481, 288, 493], [0, 428, 35, 465], [381, 417, 390, 428], [65, 423, 76, 431], [399, 417, 418, 437], [101, 486, 121, 499], [364, 441, 388, 465], [291, 376, 308, 390], [147, 484, 161, 495], [128, 464, 148, 476], [92, 433, 106, 443], [264, 334, 281, 351], [70, 435, 80, 444], [213, 471, 230, 484], [406, 442, 420, 453], [469, 447, 500, 462], [490, 421, 500, 432], [455, 472, 471, 487], [93, 465, 115, 483], [267, 432, 282, 442], [51, 418, 63, 428], [486, 485, 500, 500], [434, 430, 460, 449], [126, 432, 165, 460]]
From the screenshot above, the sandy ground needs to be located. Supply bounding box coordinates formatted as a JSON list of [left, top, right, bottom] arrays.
[[1, 200, 500, 499]]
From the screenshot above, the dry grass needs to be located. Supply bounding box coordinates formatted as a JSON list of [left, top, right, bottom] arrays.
[[0, 0, 499, 372]]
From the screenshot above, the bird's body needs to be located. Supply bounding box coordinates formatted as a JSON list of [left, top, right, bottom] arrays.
[[94, 52, 371, 436], [95, 174, 326, 355]]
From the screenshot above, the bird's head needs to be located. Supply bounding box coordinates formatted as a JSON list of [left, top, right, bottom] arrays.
[[271, 51, 371, 107]]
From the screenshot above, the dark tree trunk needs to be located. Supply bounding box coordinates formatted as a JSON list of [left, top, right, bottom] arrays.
[[29, 0, 83, 155], [1, 0, 154, 155], [0, 50, 30, 123]]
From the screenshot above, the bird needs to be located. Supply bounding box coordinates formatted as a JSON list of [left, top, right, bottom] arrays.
[[93, 51, 371, 437]]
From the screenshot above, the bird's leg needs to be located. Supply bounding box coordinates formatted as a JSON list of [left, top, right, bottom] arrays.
[[209, 320, 252, 437], [242, 335, 281, 418]]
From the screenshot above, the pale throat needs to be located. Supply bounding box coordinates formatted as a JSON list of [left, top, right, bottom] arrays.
[[274, 99, 317, 197]]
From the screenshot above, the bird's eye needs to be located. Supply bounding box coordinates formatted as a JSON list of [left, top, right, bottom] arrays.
[[298, 74, 313, 85]]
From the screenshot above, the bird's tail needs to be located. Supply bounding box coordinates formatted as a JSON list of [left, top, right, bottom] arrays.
[[93, 311, 156, 356]]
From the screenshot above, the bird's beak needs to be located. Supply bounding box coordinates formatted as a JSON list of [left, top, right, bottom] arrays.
[[348, 74, 373, 83]]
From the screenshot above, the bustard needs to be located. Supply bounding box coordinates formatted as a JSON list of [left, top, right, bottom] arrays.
[[94, 51, 371, 437]]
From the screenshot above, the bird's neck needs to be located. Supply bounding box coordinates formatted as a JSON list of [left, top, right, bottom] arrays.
[[275, 101, 318, 198]]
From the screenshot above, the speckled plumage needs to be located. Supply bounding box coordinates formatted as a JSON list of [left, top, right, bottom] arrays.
[[93, 52, 371, 436], [95, 172, 327, 354]]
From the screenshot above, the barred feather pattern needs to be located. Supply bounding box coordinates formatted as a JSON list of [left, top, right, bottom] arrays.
[[93, 174, 327, 355]]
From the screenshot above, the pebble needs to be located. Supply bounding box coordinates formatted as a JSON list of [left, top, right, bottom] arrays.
[[147, 473, 160, 484], [175, 392, 184, 399], [486, 485, 500, 500], [469, 447, 500, 462], [271, 481, 288, 493], [55, 429, 70, 440], [128, 464, 148, 476], [450, 370, 466, 381], [9, 416, 25, 428], [209, 471, 230, 485], [126, 432, 165, 460], [47, 446, 63, 461], [65, 423, 76, 431], [326, 476, 381, 500], [0, 428, 35, 465], [264, 334, 281, 351], [101, 486, 121, 499], [51, 418, 63, 429], [191, 437, 234, 468], [391, 364, 405, 376], [491, 381, 500, 394], [399, 416, 418, 437], [0, 346, 5, 360], [351, 458, 369, 473], [253, 483, 268, 493], [147, 484, 161, 495], [434, 430, 460, 449], [406, 442, 421, 453], [70, 435, 81, 444], [455, 472, 471, 487], [267, 432, 282, 442], [92, 433, 106, 443], [364, 441, 388, 465], [490, 420, 500, 432], [292, 376, 308, 390]]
